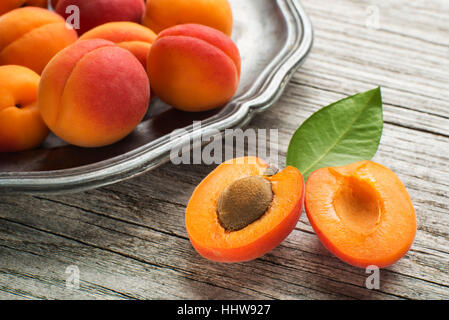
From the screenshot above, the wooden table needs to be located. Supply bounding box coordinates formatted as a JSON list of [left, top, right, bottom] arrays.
[[1, 0, 448, 300]]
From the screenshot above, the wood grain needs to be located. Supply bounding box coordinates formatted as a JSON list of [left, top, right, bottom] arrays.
[[0, 0, 448, 299]]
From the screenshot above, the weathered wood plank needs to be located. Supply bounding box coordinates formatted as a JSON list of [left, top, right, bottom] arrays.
[[1, 170, 448, 299], [0, 199, 349, 300], [0, 218, 254, 300], [298, 0, 449, 119], [2, 121, 447, 298], [0, 198, 403, 299]]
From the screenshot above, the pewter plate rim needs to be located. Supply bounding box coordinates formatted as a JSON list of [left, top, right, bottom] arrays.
[[0, 0, 313, 194]]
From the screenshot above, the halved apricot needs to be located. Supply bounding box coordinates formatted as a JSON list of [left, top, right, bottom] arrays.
[[305, 160, 416, 268], [185, 157, 305, 263]]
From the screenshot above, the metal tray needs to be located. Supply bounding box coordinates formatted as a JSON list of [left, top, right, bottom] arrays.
[[0, 0, 313, 194]]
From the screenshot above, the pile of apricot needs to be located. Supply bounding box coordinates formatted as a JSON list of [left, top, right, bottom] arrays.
[[0, 0, 239, 152], [186, 157, 416, 269]]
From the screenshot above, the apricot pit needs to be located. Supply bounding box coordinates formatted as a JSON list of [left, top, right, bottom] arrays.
[[0, 65, 49, 152], [217, 176, 274, 232]]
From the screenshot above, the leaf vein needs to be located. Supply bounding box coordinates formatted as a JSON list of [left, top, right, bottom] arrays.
[[301, 91, 379, 176]]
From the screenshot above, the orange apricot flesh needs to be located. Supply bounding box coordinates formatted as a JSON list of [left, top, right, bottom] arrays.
[[305, 160, 417, 268], [186, 157, 305, 263]]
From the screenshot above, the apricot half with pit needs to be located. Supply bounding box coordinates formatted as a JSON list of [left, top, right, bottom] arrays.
[[185, 157, 305, 263], [305, 160, 417, 268]]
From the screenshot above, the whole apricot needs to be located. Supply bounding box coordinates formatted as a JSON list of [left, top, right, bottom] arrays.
[[39, 39, 150, 148], [143, 0, 233, 36], [147, 24, 241, 112], [80, 22, 157, 69], [55, 0, 146, 35], [0, 7, 78, 74], [0, 0, 48, 16], [0, 65, 49, 152]]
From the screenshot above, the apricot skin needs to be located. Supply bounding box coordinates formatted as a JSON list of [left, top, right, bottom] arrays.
[[0, 0, 48, 16], [143, 0, 233, 36], [55, 0, 146, 35], [0, 65, 49, 152], [305, 161, 416, 268], [0, 7, 78, 75], [80, 22, 157, 69], [39, 39, 150, 148], [147, 24, 241, 112]]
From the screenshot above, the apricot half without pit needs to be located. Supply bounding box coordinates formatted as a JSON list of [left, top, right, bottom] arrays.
[[185, 157, 304, 263], [305, 160, 417, 268]]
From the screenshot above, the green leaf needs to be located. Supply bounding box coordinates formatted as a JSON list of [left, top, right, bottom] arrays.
[[286, 87, 383, 179]]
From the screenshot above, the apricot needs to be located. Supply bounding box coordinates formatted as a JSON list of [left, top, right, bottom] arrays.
[[305, 160, 417, 268], [147, 24, 241, 112], [0, 65, 49, 152], [0, 0, 47, 16], [80, 22, 157, 69], [55, 0, 146, 35], [39, 39, 150, 148], [186, 157, 305, 263], [143, 0, 233, 36], [0, 7, 78, 75]]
